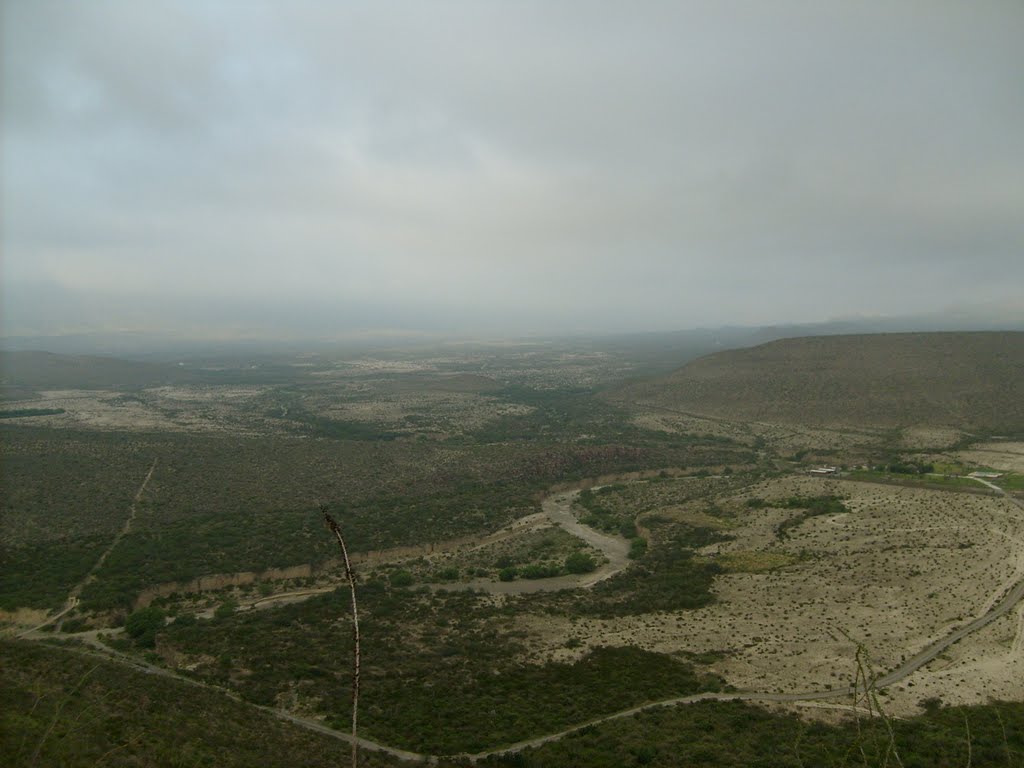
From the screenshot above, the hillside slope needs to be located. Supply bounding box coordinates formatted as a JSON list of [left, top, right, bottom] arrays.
[[617, 332, 1024, 432]]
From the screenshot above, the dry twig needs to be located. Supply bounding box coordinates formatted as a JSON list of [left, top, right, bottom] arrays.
[[322, 504, 361, 767]]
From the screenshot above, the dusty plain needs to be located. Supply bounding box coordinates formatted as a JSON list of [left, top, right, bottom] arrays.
[[517, 474, 1024, 715]]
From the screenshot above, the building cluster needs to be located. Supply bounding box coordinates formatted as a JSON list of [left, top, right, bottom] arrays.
[[808, 466, 838, 476]]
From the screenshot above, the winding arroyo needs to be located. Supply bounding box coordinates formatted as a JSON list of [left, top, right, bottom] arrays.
[[435, 489, 632, 595], [17, 469, 1024, 763]]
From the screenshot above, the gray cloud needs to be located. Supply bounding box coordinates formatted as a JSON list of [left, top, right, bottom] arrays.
[[3, 0, 1023, 337]]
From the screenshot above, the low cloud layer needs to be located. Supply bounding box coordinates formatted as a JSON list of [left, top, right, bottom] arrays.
[[3, 1, 1023, 337]]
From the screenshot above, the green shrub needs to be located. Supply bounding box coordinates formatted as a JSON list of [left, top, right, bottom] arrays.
[[214, 600, 238, 620], [565, 552, 596, 574], [389, 570, 414, 588], [518, 564, 561, 579], [628, 537, 648, 559], [124, 606, 166, 648]]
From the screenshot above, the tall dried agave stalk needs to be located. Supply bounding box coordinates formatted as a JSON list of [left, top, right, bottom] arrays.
[[846, 633, 903, 768], [321, 504, 361, 767]]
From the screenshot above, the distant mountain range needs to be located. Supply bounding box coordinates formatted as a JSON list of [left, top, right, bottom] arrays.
[[2, 303, 1021, 361]]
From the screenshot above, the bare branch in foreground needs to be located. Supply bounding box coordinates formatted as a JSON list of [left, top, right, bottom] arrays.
[[321, 504, 361, 768]]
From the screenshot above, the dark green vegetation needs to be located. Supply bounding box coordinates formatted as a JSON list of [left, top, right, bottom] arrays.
[[485, 699, 1024, 768], [846, 469, 995, 493], [438, 526, 598, 583], [124, 606, 166, 648], [0, 433, 150, 609], [517, 476, 745, 618], [6, 636, 1022, 768], [2, 373, 751, 613], [0, 407, 65, 418], [5, 336, 1024, 767], [158, 586, 725, 755], [1, 536, 111, 610], [772, 495, 849, 541], [0, 639, 401, 767], [576, 522, 727, 616], [574, 473, 751, 523], [564, 551, 597, 574], [0, 350, 197, 391], [578, 484, 640, 537], [618, 331, 1024, 431], [999, 474, 1024, 491]]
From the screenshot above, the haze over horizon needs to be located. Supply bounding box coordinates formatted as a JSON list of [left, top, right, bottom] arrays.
[[3, 1, 1023, 339]]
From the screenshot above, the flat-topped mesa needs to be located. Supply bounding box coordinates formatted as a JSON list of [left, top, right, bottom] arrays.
[[616, 331, 1024, 432]]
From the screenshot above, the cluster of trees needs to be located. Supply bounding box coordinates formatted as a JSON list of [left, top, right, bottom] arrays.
[[573, 524, 727, 617], [157, 584, 725, 754], [0, 537, 109, 610], [7, 634, 1021, 767], [124, 606, 166, 648], [577, 485, 634, 535], [877, 461, 935, 475], [775, 495, 849, 541], [0, 407, 65, 419], [1, 639, 390, 767], [3, 388, 759, 617], [486, 698, 1024, 768], [494, 552, 595, 582]]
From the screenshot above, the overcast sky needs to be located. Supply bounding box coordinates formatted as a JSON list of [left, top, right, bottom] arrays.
[[3, 1, 1023, 339]]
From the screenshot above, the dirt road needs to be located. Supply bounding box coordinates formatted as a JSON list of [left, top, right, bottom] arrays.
[[14, 598, 78, 638], [37, 562, 1024, 767], [16, 464, 1024, 761], [15, 459, 157, 638], [71, 458, 158, 600]]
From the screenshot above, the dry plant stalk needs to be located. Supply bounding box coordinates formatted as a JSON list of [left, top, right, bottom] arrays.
[[322, 504, 361, 767], [845, 632, 904, 768]]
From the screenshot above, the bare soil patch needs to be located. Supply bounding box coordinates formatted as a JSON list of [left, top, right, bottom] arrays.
[[520, 476, 1024, 714], [955, 442, 1024, 474], [898, 426, 964, 449], [630, 408, 887, 455], [2, 387, 282, 435]]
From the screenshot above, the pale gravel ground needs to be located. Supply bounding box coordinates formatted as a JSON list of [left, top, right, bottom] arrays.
[[955, 442, 1024, 474], [630, 409, 888, 453], [308, 391, 534, 432], [520, 476, 1024, 715], [0, 385, 537, 437], [0, 387, 280, 435], [897, 426, 965, 449]]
